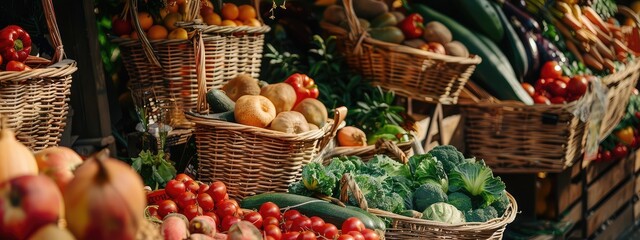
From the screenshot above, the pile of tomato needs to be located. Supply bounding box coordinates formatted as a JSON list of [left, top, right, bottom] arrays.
[[521, 61, 591, 105]]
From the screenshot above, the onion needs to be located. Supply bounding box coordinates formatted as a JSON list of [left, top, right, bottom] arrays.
[[0, 124, 38, 184]]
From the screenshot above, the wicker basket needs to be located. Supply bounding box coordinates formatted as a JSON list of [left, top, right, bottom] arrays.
[[322, 138, 414, 164], [112, 0, 269, 119], [599, 60, 640, 138], [0, 0, 77, 151], [319, 0, 481, 104], [185, 106, 347, 200]]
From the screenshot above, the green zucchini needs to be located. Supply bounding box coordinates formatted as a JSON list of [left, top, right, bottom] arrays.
[[492, 1, 528, 81], [241, 193, 386, 231], [453, 0, 504, 42], [206, 89, 235, 113], [413, 4, 533, 105]]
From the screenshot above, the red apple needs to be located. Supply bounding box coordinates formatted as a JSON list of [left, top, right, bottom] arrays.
[[112, 17, 132, 36], [34, 146, 84, 192], [0, 175, 63, 240]]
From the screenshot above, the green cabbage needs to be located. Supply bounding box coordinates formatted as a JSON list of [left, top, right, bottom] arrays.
[[421, 202, 466, 224]]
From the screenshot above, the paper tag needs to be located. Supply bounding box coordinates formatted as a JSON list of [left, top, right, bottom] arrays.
[[146, 189, 170, 205], [582, 79, 608, 168]]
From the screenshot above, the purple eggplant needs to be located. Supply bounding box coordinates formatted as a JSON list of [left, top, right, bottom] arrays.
[[534, 33, 568, 64], [503, 1, 541, 33], [511, 18, 541, 84]]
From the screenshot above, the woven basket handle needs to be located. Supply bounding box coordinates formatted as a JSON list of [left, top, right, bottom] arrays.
[[339, 173, 369, 211], [374, 139, 409, 164], [41, 0, 65, 63], [127, 0, 161, 68], [341, 0, 367, 55], [618, 5, 640, 25], [318, 106, 348, 150]]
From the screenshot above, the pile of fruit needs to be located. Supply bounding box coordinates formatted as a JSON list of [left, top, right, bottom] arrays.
[[205, 73, 329, 134], [521, 61, 592, 104], [0, 25, 32, 72], [594, 91, 640, 162]]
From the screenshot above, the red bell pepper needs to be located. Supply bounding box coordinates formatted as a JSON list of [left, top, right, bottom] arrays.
[[284, 73, 319, 106], [0, 25, 32, 63], [397, 13, 424, 39]]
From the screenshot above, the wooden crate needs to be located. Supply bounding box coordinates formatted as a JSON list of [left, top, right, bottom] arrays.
[[634, 152, 640, 220]]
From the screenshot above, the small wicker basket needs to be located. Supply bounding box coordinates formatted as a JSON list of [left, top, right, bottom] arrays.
[[0, 0, 77, 151], [322, 138, 414, 164]]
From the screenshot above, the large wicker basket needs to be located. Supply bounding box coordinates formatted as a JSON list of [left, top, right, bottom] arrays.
[[319, 0, 481, 104], [186, 106, 346, 200], [0, 0, 77, 151]]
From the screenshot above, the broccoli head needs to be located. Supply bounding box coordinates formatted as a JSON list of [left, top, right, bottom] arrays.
[[447, 192, 472, 212], [301, 162, 336, 196], [491, 191, 510, 216], [465, 206, 499, 223], [427, 145, 466, 173], [288, 181, 314, 196], [413, 181, 447, 212], [370, 192, 406, 214], [408, 153, 448, 192]]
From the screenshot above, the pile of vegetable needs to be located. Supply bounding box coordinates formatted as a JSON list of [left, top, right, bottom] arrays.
[[595, 90, 640, 162], [0, 25, 32, 71], [289, 145, 511, 224]]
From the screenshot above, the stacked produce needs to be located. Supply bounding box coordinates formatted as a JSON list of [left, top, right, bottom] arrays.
[[0, 25, 32, 71], [288, 145, 511, 224], [594, 90, 640, 162]]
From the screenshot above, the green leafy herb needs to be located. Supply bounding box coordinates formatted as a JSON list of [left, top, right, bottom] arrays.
[[131, 150, 176, 190]]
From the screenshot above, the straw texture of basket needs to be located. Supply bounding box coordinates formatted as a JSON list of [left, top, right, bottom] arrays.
[[0, 0, 77, 151], [322, 139, 414, 164], [319, 0, 481, 104]]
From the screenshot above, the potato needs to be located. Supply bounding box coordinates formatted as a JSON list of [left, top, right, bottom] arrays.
[[444, 41, 469, 58], [423, 21, 452, 44], [353, 0, 388, 20]]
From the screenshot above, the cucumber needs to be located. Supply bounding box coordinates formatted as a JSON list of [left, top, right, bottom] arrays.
[[492, 1, 528, 81], [453, 0, 504, 42], [241, 193, 386, 231], [206, 89, 235, 113], [413, 4, 533, 105]]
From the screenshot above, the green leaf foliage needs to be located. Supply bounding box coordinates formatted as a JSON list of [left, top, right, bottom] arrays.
[[448, 160, 506, 207]]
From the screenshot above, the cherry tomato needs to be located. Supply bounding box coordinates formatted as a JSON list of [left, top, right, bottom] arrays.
[[185, 180, 200, 192], [540, 61, 563, 79], [158, 200, 179, 218], [337, 235, 355, 240], [259, 202, 282, 221], [602, 150, 613, 162], [176, 191, 197, 209], [216, 200, 239, 218], [282, 232, 300, 240], [197, 193, 215, 212], [264, 216, 280, 226], [547, 80, 567, 97], [533, 94, 551, 105], [297, 231, 317, 240], [319, 223, 338, 239], [243, 211, 264, 229], [203, 211, 219, 226], [521, 82, 535, 97], [175, 173, 193, 183], [290, 216, 311, 232], [360, 229, 380, 240], [224, 199, 240, 209], [342, 217, 365, 233], [550, 96, 566, 104], [309, 217, 325, 232], [264, 224, 282, 240], [612, 144, 629, 159], [283, 220, 293, 232], [221, 215, 241, 232], [284, 210, 302, 221], [557, 76, 571, 83], [147, 206, 160, 219], [207, 181, 228, 203], [567, 76, 588, 98], [182, 204, 203, 221], [198, 184, 210, 194], [347, 231, 365, 240], [534, 78, 551, 93], [266, 236, 276, 240], [6, 61, 26, 71], [165, 179, 186, 198]]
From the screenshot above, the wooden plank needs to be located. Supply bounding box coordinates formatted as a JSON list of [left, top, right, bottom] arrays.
[[636, 151, 640, 173], [561, 200, 582, 225], [557, 170, 582, 215], [571, 158, 582, 179], [634, 198, 640, 221], [587, 179, 634, 236], [593, 203, 634, 240], [587, 160, 617, 185], [635, 172, 640, 195], [587, 157, 634, 209]]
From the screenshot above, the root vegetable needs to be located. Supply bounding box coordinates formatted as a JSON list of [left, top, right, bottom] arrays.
[[228, 221, 262, 240], [162, 214, 190, 240], [189, 216, 217, 237], [189, 234, 214, 240], [27, 224, 75, 240], [583, 53, 604, 70], [337, 126, 367, 147], [423, 21, 452, 44], [270, 111, 310, 134]]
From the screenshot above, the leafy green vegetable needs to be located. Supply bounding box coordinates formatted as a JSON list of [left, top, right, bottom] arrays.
[[421, 202, 466, 224], [413, 182, 447, 212], [382, 175, 414, 209], [448, 160, 506, 207], [427, 145, 466, 174], [447, 192, 473, 212], [408, 154, 448, 192], [491, 191, 510, 216], [465, 206, 499, 223], [366, 155, 411, 178], [301, 162, 337, 196], [288, 181, 314, 196], [131, 150, 176, 190]]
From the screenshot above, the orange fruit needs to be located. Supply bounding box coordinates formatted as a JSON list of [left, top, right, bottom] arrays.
[[237, 5, 257, 21], [147, 25, 168, 40], [221, 20, 237, 27], [163, 13, 183, 30], [233, 20, 244, 26], [203, 13, 222, 26], [200, 6, 214, 17], [222, 3, 239, 20], [244, 18, 261, 27], [137, 12, 154, 31], [130, 31, 140, 40], [168, 28, 188, 40]]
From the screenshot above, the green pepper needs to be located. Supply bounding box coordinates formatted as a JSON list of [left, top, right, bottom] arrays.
[[369, 26, 405, 44], [367, 124, 410, 145], [370, 13, 398, 28]]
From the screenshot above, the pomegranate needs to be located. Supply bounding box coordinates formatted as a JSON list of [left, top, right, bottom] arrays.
[[34, 146, 84, 192]]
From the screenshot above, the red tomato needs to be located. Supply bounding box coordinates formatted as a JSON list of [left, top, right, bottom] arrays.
[[243, 211, 264, 229], [112, 17, 132, 36], [567, 76, 588, 98], [165, 179, 186, 198], [290, 216, 311, 232], [175, 173, 192, 183], [203, 211, 219, 226], [319, 223, 338, 239], [341, 217, 365, 233], [266, 236, 276, 240], [6, 61, 26, 71], [198, 184, 210, 194], [282, 232, 300, 240], [347, 231, 365, 240], [176, 191, 197, 209], [197, 193, 215, 212], [216, 201, 238, 218], [337, 235, 355, 240], [297, 231, 317, 240], [534, 78, 552, 93], [558, 76, 571, 83], [602, 150, 613, 162], [259, 202, 282, 221], [540, 61, 563, 79], [309, 217, 325, 232], [550, 96, 566, 104], [521, 82, 535, 97], [547, 80, 567, 97], [207, 181, 228, 203], [360, 229, 380, 240], [158, 199, 179, 218], [264, 216, 280, 226], [224, 199, 240, 209], [185, 180, 200, 192], [533, 95, 551, 105], [182, 204, 203, 221], [284, 220, 293, 232], [0, 54, 3, 66], [264, 224, 282, 240], [284, 210, 302, 221], [221, 215, 241, 231], [147, 206, 160, 219]]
